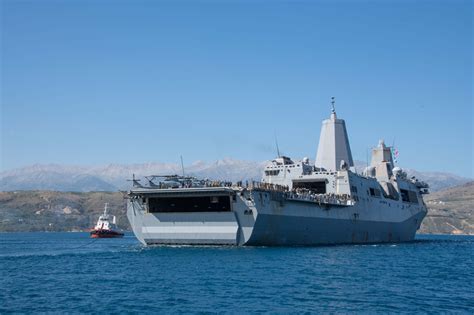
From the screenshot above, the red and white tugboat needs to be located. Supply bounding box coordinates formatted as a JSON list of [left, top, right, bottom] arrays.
[[90, 203, 124, 238]]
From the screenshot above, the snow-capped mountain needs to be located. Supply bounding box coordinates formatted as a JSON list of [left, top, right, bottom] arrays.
[[0, 159, 266, 192], [0, 159, 470, 192]]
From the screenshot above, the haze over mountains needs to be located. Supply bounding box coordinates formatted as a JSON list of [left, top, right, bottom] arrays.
[[0, 159, 471, 192], [0, 159, 265, 192]]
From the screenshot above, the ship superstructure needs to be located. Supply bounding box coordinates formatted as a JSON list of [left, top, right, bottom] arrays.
[[127, 99, 428, 246]]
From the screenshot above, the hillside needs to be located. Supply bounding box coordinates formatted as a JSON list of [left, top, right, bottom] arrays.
[[420, 181, 474, 235], [0, 191, 126, 232], [0, 183, 473, 234]]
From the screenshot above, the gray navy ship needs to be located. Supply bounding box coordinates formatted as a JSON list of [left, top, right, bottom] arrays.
[[127, 99, 429, 246]]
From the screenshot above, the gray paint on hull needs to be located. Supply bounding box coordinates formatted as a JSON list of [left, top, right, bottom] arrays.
[[131, 211, 426, 247], [127, 202, 240, 246], [245, 211, 426, 246], [143, 238, 236, 245]]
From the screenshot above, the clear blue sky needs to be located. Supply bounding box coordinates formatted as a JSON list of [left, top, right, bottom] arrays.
[[1, 0, 472, 177]]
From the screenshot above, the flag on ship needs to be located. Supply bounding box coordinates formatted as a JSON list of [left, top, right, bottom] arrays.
[[392, 147, 399, 163]]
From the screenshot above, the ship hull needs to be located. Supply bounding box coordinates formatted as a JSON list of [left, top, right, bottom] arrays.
[[128, 213, 425, 246], [245, 212, 425, 246], [127, 190, 427, 246]]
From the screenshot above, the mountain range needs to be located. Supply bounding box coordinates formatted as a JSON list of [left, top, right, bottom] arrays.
[[0, 159, 471, 192]]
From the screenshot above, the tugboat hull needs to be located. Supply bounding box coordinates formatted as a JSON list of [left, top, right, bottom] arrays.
[[90, 230, 124, 238]]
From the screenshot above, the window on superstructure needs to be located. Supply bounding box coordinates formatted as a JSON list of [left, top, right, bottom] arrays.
[[369, 188, 381, 197], [400, 189, 409, 202], [265, 170, 280, 176], [400, 189, 418, 203], [408, 191, 418, 203]]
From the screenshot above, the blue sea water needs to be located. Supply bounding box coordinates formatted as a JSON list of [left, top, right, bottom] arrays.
[[0, 233, 473, 313]]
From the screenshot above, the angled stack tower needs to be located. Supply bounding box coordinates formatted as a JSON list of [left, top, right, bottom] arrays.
[[315, 97, 354, 171]]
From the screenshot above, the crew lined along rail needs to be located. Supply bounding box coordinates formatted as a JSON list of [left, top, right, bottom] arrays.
[[135, 178, 356, 207], [250, 188, 355, 206]]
